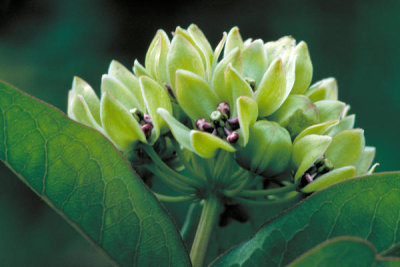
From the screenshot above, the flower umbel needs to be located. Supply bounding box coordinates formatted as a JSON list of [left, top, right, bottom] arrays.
[[67, 24, 377, 266]]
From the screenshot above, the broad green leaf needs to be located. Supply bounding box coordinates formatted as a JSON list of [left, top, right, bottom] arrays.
[[108, 60, 146, 112], [175, 69, 219, 121], [100, 92, 146, 151], [256, 58, 287, 117], [289, 236, 400, 267], [212, 172, 400, 267], [0, 82, 190, 267], [167, 33, 205, 91]]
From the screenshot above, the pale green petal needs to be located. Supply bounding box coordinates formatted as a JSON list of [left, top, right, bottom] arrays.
[[140, 76, 172, 141], [242, 39, 268, 86], [212, 48, 242, 101], [325, 129, 365, 168], [157, 108, 193, 151], [175, 70, 219, 121], [264, 36, 295, 66], [133, 59, 152, 78], [191, 131, 235, 158], [212, 32, 227, 73], [290, 41, 313, 94], [71, 94, 102, 131], [326, 114, 355, 137], [293, 134, 332, 180], [355, 146, 376, 175], [237, 96, 258, 147], [187, 24, 213, 79], [224, 26, 244, 57], [71, 76, 101, 124], [315, 100, 347, 122], [256, 58, 287, 117], [100, 92, 146, 151], [224, 63, 253, 116], [294, 120, 339, 144], [108, 60, 145, 111], [302, 166, 356, 193], [167, 33, 205, 91], [101, 74, 142, 111], [145, 30, 170, 83], [306, 77, 338, 102]]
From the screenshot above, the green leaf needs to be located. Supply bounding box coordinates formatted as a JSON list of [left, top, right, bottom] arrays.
[[256, 58, 287, 117], [167, 33, 205, 91], [289, 236, 400, 267], [212, 171, 400, 266], [0, 82, 190, 266], [175, 69, 219, 121]]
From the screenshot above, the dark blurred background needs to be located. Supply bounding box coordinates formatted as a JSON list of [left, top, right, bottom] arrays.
[[0, 0, 399, 265]]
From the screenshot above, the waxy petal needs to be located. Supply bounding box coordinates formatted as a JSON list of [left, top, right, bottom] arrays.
[[211, 32, 227, 73], [224, 26, 244, 57], [191, 131, 235, 158], [302, 166, 356, 193], [264, 36, 295, 66], [70, 77, 101, 124], [242, 39, 268, 86], [175, 70, 219, 121], [167, 33, 205, 91], [315, 100, 347, 122], [187, 24, 213, 79], [355, 146, 376, 175], [133, 59, 152, 78], [256, 58, 287, 117], [71, 94, 102, 132], [293, 134, 332, 180], [325, 129, 365, 168], [101, 74, 142, 111], [100, 92, 146, 151], [145, 30, 170, 83], [290, 41, 313, 94], [108, 60, 145, 112], [140, 76, 172, 142], [212, 48, 242, 101], [306, 77, 338, 102], [326, 114, 355, 137], [237, 96, 258, 147], [294, 120, 339, 144]]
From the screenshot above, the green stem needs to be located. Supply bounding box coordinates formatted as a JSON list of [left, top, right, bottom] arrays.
[[239, 183, 297, 197], [234, 192, 300, 206], [181, 202, 200, 240], [154, 193, 196, 203], [190, 195, 220, 267]]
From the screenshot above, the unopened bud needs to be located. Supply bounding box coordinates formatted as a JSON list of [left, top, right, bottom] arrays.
[[141, 123, 153, 139], [227, 116, 240, 130], [196, 118, 213, 133], [227, 132, 239, 143], [217, 102, 230, 118], [143, 113, 152, 124]]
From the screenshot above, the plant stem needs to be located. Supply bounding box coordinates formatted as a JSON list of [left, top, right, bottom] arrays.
[[190, 195, 220, 267], [153, 193, 196, 203]]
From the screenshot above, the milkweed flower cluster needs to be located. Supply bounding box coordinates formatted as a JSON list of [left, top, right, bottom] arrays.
[[67, 25, 376, 205]]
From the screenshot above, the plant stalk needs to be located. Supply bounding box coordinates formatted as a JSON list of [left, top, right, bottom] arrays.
[[190, 194, 220, 267]]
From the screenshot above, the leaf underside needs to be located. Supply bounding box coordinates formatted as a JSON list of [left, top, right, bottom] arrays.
[[0, 82, 190, 267]]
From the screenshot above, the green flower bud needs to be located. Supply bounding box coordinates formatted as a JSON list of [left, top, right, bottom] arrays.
[[269, 94, 319, 138], [236, 120, 292, 176]]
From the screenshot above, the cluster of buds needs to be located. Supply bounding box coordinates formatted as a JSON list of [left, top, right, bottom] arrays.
[[67, 24, 376, 198]]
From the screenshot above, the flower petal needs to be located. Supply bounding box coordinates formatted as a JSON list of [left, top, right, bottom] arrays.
[[315, 100, 347, 122], [224, 26, 244, 57], [175, 70, 219, 121], [140, 76, 172, 142], [157, 108, 193, 152], [355, 146, 376, 175], [212, 47, 242, 101], [211, 32, 227, 72], [100, 92, 146, 151], [306, 77, 338, 102], [242, 39, 268, 86], [101, 74, 142, 111], [290, 41, 313, 94], [108, 60, 145, 112], [294, 119, 339, 144], [293, 134, 332, 181], [145, 30, 170, 83], [70, 94, 102, 131], [191, 131, 235, 158], [187, 24, 213, 79], [70, 77, 101, 124], [256, 58, 287, 117], [326, 114, 355, 137], [325, 129, 365, 168], [237, 96, 258, 147], [302, 166, 356, 193], [167, 33, 205, 91], [224, 63, 253, 116], [133, 59, 152, 78]]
